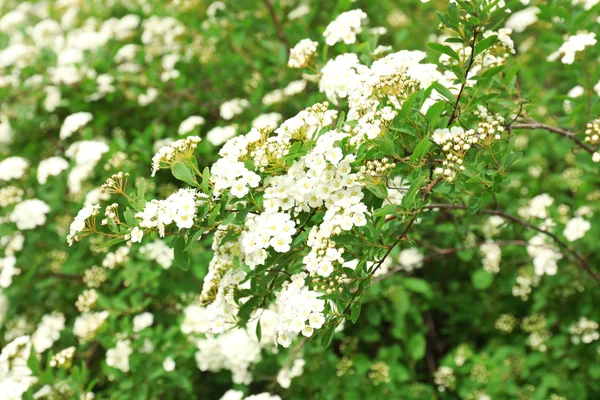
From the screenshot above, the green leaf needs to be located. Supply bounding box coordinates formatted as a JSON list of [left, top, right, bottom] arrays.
[[202, 167, 211, 194], [255, 320, 262, 342], [137, 178, 146, 202], [124, 207, 136, 227], [427, 42, 460, 62], [173, 236, 190, 271], [472, 269, 494, 289], [468, 193, 483, 214], [172, 162, 196, 186], [350, 302, 362, 324], [208, 204, 221, 225], [474, 35, 498, 57], [403, 278, 433, 299], [410, 138, 433, 163], [408, 334, 426, 361]]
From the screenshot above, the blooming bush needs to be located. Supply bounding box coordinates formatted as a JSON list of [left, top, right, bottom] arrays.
[[1, 0, 600, 399]]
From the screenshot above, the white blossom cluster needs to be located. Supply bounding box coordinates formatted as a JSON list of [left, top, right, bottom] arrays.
[[37, 157, 69, 185], [288, 39, 318, 68], [178, 116, 206, 135], [527, 234, 563, 276], [0, 256, 19, 289], [276, 358, 306, 388], [480, 242, 502, 274], [73, 311, 109, 343], [31, 313, 66, 354], [136, 188, 204, 237], [106, 339, 132, 373], [0, 157, 28, 181], [206, 125, 238, 146], [59, 112, 93, 140], [547, 32, 597, 65], [518, 193, 554, 219], [67, 204, 100, 245], [9, 199, 51, 230], [102, 247, 130, 269], [274, 273, 325, 347], [150, 136, 202, 177], [0, 336, 37, 398], [65, 140, 110, 193], [220, 390, 281, 400], [323, 9, 368, 46], [563, 216, 591, 242], [139, 239, 174, 269], [569, 317, 599, 344], [220, 98, 250, 120]]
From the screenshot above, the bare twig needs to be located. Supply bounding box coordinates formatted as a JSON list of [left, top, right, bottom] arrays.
[[509, 122, 595, 155], [448, 25, 479, 126], [263, 0, 290, 50], [423, 204, 600, 284]]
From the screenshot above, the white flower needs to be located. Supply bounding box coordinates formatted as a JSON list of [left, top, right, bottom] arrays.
[[288, 39, 318, 68], [547, 32, 597, 65], [563, 217, 591, 242], [162, 357, 176, 372], [0, 256, 20, 288], [73, 311, 109, 343], [37, 157, 69, 184], [323, 9, 368, 46], [10, 199, 51, 230], [592, 152, 600, 163], [130, 227, 144, 243], [220, 98, 249, 120], [133, 312, 153, 332], [527, 234, 562, 276], [106, 339, 132, 372], [0, 157, 28, 181], [178, 116, 205, 135], [505, 7, 539, 33], [60, 112, 93, 140], [207, 125, 237, 146]]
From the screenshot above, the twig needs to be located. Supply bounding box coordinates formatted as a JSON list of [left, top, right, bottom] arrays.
[[263, 0, 290, 50], [509, 122, 595, 155], [423, 204, 600, 284], [448, 24, 479, 126]]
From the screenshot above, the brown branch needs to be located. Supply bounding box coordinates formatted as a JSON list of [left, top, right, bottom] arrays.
[[448, 24, 479, 126], [509, 122, 595, 155], [342, 177, 444, 317], [423, 204, 600, 284], [263, 0, 290, 50]]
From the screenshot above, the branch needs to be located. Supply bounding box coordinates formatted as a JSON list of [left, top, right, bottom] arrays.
[[509, 122, 595, 155], [263, 0, 290, 50], [342, 177, 444, 317], [424, 204, 600, 284], [448, 24, 479, 126]]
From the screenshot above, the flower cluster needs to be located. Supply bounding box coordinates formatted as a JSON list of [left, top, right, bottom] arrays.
[[106, 339, 133, 373], [59, 112, 93, 140], [288, 39, 318, 68], [136, 188, 203, 237], [240, 212, 297, 266], [432, 126, 477, 181], [323, 9, 368, 46], [31, 313, 66, 354], [527, 234, 563, 276], [569, 317, 599, 344], [151, 136, 202, 177], [274, 273, 326, 347], [584, 118, 600, 145], [547, 32, 597, 64]]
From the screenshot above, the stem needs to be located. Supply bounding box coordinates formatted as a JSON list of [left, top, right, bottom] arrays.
[[509, 122, 595, 155], [263, 0, 290, 50], [423, 204, 600, 284]]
